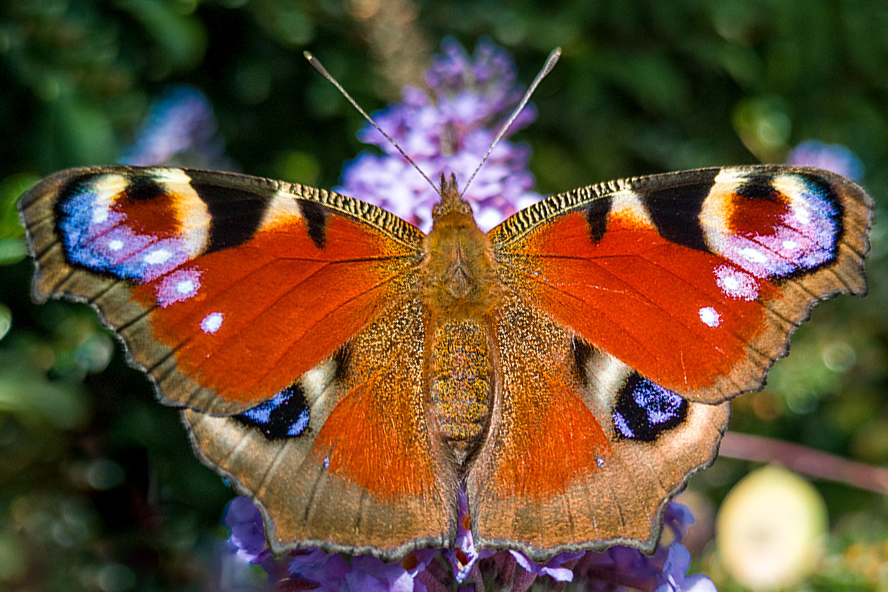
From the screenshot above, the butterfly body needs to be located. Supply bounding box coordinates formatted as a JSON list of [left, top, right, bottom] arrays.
[[423, 176, 500, 463], [18, 163, 872, 561]]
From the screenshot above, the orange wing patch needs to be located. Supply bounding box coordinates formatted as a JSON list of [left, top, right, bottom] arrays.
[[469, 294, 610, 503], [133, 214, 418, 407], [309, 299, 442, 500], [501, 212, 774, 394]]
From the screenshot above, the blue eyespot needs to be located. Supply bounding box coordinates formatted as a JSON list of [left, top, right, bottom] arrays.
[[613, 375, 687, 442], [235, 384, 311, 440]]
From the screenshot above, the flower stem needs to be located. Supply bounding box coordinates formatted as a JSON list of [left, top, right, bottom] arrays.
[[720, 431, 888, 492]]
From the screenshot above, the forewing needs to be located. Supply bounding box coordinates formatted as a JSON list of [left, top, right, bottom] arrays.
[[18, 166, 425, 414], [489, 165, 872, 403], [184, 297, 457, 559], [467, 293, 730, 560]]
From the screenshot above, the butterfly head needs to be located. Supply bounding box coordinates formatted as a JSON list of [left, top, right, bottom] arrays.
[[425, 173, 495, 316], [432, 173, 474, 222]]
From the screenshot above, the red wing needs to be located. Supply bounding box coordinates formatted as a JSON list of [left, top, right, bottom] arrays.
[[19, 166, 425, 413], [490, 165, 872, 403], [467, 293, 730, 560], [184, 297, 457, 559]]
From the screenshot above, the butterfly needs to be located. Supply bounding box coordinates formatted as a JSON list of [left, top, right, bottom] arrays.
[[17, 162, 872, 562]]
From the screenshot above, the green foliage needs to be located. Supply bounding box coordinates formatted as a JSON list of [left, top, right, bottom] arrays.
[[1, 0, 886, 590]]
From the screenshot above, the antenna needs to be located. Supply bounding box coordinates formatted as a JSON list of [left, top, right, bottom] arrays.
[[304, 47, 562, 198], [461, 47, 561, 197], [304, 51, 441, 196]]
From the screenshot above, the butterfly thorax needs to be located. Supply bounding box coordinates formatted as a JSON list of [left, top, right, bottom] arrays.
[[423, 179, 500, 464], [424, 178, 498, 316]]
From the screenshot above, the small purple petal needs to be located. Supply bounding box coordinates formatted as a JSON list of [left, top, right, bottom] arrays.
[[510, 550, 584, 582], [654, 544, 718, 592], [225, 496, 268, 561], [346, 555, 410, 592], [287, 549, 349, 592], [445, 486, 484, 582], [664, 502, 696, 542]]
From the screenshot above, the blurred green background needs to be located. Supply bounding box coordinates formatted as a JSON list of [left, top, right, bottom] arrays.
[[0, 1, 886, 590]]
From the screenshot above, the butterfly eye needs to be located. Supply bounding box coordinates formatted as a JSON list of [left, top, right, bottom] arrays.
[[431, 199, 474, 220]]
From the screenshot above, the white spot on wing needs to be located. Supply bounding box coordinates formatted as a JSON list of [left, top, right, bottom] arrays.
[[92, 174, 131, 201], [792, 202, 811, 224], [585, 348, 635, 411], [92, 207, 109, 224], [713, 168, 749, 186], [144, 248, 172, 265], [155, 267, 202, 307], [699, 306, 721, 328], [739, 247, 768, 264], [715, 264, 759, 301], [176, 279, 196, 295], [773, 174, 810, 213], [108, 239, 124, 251], [150, 168, 211, 257], [301, 357, 339, 407], [698, 168, 749, 255], [200, 312, 224, 334]]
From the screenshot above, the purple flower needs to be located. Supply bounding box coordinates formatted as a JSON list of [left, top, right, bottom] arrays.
[[282, 540, 437, 592], [445, 487, 583, 586], [337, 38, 541, 232], [663, 500, 695, 543], [226, 496, 270, 562], [288, 549, 350, 592], [444, 486, 484, 581], [120, 85, 234, 169], [224, 485, 717, 590], [223, 495, 284, 584], [346, 552, 437, 592], [560, 503, 714, 592], [512, 550, 585, 582], [654, 545, 718, 592], [786, 140, 864, 181], [437, 471, 714, 590]]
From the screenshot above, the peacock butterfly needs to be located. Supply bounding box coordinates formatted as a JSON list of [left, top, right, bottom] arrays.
[[14, 38, 874, 567], [17, 159, 872, 561]]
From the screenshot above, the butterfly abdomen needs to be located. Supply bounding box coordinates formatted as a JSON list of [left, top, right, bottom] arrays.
[[428, 319, 492, 464], [423, 185, 503, 463]]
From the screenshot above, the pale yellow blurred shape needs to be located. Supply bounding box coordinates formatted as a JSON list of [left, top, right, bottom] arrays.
[[716, 464, 828, 590]]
